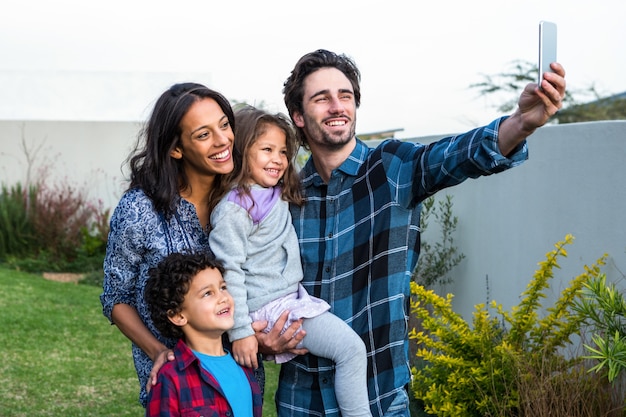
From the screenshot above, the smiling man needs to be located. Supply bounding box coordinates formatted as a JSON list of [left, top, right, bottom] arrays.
[[254, 49, 566, 417]]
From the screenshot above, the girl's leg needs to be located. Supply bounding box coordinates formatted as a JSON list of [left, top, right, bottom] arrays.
[[301, 312, 372, 417]]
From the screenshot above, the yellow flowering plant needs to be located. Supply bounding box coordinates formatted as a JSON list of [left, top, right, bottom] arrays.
[[409, 235, 612, 416]]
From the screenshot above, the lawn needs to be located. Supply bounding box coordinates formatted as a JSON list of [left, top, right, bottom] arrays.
[[0, 265, 279, 416]]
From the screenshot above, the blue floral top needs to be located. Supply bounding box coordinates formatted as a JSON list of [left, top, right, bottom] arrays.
[[100, 187, 211, 407]]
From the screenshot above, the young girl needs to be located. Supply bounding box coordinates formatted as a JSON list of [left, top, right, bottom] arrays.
[[209, 105, 372, 417]]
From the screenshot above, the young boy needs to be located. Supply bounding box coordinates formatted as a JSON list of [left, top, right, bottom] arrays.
[[144, 251, 262, 417]]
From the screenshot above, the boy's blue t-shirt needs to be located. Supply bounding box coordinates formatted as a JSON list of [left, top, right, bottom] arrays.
[[193, 350, 253, 417]]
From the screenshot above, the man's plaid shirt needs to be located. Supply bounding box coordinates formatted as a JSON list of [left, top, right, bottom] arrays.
[[281, 117, 527, 417]]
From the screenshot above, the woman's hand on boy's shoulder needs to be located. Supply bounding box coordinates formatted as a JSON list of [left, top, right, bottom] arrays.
[[146, 347, 175, 394]]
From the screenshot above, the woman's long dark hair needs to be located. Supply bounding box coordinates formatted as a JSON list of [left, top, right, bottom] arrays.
[[126, 83, 235, 218]]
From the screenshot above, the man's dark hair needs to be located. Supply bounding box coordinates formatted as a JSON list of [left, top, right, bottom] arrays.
[[282, 49, 361, 148], [145, 251, 224, 340]]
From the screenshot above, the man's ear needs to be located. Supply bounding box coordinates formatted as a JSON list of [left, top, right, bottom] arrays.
[[292, 111, 305, 128], [168, 310, 187, 327], [170, 147, 183, 160]]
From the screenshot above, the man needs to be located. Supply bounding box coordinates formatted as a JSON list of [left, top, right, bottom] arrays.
[[255, 49, 566, 417]]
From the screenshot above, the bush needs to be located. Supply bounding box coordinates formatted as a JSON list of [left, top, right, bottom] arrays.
[[0, 183, 38, 259], [410, 235, 626, 416], [575, 273, 626, 383], [0, 179, 109, 274], [412, 194, 465, 287]]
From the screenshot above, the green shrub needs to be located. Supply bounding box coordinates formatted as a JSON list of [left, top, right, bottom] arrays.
[[575, 273, 626, 383], [412, 194, 465, 287], [0, 179, 110, 273], [410, 235, 625, 416], [0, 183, 38, 259]]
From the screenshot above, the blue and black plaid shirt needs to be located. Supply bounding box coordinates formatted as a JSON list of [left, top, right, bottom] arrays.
[[282, 116, 527, 417]]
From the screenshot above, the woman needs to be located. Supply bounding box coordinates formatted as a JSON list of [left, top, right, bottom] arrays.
[[100, 83, 235, 407]]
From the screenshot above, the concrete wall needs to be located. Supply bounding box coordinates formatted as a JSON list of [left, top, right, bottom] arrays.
[[0, 120, 141, 211], [1, 119, 624, 320], [421, 121, 626, 320]]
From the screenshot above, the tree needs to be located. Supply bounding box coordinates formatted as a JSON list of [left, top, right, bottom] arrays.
[[470, 60, 626, 123]]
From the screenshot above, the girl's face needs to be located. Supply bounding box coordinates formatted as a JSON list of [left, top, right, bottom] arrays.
[[247, 123, 289, 188], [171, 98, 234, 180]]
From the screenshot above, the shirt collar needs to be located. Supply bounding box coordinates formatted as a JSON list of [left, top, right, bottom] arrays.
[[174, 339, 198, 371], [301, 138, 369, 187]]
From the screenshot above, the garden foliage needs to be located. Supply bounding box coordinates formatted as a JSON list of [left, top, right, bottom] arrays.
[[575, 273, 626, 383], [0, 180, 109, 273], [412, 194, 465, 288], [410, 234, 625, 416]]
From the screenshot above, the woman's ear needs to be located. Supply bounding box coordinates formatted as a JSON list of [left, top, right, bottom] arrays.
[[170, 147, 183, 160]]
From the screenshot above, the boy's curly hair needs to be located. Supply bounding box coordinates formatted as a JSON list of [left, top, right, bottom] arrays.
[[144, 251, 224, 340]]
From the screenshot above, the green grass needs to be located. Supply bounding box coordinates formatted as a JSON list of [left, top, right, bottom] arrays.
[[0, 265, 280, 416], [262, 362, 279, 417]]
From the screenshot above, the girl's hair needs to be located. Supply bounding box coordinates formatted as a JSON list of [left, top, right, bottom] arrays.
[[282, 49, 361, 149], [126, 82, 235, 217], [145, 251, 225, 340], [227, 105, 303, 206]]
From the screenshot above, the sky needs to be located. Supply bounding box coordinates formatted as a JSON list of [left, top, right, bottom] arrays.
[[1, 0, 625, 138]]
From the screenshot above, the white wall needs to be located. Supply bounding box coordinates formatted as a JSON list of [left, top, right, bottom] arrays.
[[422, 121, 626, 320], [1, 119, 624, 320], [0, 120, 141, 211]]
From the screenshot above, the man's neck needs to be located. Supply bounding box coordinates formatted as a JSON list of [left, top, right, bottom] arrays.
[[309, 138, 357, 183]]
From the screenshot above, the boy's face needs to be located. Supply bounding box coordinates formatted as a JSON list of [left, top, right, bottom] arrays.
[[175, 267, 235, 337]]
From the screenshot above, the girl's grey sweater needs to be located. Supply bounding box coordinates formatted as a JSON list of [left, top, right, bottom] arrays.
[[209, 185, 303, 341]]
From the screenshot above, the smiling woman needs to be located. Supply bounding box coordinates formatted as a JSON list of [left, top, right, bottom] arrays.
[[99, 83, 239, 408]]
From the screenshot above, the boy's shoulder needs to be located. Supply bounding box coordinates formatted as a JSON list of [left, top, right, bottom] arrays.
[[159, 340, 197, 377]]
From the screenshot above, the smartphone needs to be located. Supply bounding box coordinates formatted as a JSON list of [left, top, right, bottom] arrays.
[[538, 21, 557, 88]]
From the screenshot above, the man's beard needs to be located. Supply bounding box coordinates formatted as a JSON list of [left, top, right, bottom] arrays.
[[303, 113, 356, 151]]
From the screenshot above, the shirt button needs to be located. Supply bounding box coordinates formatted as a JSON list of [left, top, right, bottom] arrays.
[[325, 266, 330, 273], [322, 378, 328, 384]]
